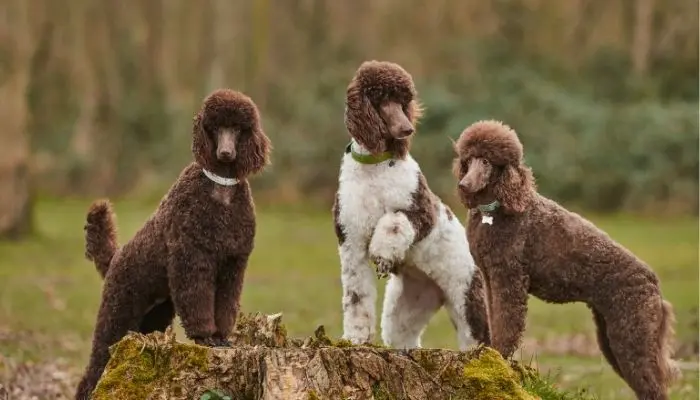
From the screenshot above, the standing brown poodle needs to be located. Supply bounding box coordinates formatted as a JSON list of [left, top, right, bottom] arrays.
[[452, 120, 679, 400], [75, 89, 271, 399]]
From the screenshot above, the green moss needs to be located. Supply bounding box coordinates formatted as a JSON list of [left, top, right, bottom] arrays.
[[371, 382, 395, 400], [411, 349, 440, 374], [307, 389, 320, 400], [520, 368, 598, 400], [455, 347, 536, 400], [92, 332, 209, 400], [332, 338, 354, 348]]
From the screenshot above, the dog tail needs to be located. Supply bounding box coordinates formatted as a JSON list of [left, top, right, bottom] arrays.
[[658, 299, 681, 384], [84, 199, 118, 278]]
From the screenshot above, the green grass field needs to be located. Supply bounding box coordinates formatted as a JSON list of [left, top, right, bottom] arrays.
[[1, 199, 698, 399]]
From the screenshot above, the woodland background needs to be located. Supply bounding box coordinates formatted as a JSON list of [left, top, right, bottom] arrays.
[[0, 1, 698, 399], [1, 0, 698, 236]]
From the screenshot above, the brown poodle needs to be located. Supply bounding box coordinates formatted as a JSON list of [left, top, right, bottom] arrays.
[[75, 89, 271, 399], [452, 120, 679, 400]]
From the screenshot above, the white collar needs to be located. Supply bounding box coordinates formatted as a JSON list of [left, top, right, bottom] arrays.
[[350, 139, 372, 155], [202, 169, 238, 186]]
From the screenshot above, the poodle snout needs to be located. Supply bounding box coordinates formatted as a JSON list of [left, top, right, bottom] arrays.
[[379, 102, 414, 139], [216, 128, 238, 162], [459, 158, 492, 193], [396, 124, 414, 139]]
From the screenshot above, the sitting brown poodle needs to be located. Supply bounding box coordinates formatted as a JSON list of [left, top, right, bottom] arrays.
[[452, 120, 679, 400], [75, 89, 271, 399]]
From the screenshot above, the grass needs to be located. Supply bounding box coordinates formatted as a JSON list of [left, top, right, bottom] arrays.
[[0, 198, 698, 399]]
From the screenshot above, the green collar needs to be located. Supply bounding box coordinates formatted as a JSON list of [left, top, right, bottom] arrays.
[[345, 142, 394, 165], [477, 200, 501, 213]]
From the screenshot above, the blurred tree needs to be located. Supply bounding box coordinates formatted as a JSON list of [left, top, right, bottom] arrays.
[[5, 0, 697, 214], [0, 0, 46, 239]]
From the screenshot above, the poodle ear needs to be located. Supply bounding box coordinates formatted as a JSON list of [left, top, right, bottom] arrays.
[[344, 81, 386, 154], [234, 124, 271, 178], [494, 164, 533, 214], [449, 137, 462, 178], [452, 157, 463, 179], [408, 99, 424, 126], [191, 111, 215, 163]]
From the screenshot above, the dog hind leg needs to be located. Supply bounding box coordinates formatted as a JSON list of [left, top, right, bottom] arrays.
[[606, 295, 671, 400], [590, 306, 623, 377], [380, 271, 443, 349], [75, 287, 145, 399]]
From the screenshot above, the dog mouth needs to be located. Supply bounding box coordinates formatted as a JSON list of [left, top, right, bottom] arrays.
[[394, 131, 414, 140], [216, 146, 236, 162], [217, 152, 236, 163]]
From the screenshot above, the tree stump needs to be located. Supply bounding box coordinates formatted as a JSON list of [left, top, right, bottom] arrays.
[[92, 313, 541, 400]]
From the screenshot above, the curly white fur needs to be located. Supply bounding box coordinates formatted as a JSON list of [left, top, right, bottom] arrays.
[[336, 143, 480, 350], [369, 212, 415, 263]]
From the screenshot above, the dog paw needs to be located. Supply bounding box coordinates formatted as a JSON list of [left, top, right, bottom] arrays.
[[213, 336, 232, 347], [371, 256, 396, 279], [397, 348, 414, 359], [193, 336, 230, 347]]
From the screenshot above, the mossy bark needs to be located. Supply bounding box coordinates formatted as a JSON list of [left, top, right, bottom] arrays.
[[93, 313, 538, 400]]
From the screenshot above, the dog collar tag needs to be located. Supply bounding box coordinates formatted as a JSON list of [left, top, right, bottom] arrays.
[[481, 214, 494, 225]]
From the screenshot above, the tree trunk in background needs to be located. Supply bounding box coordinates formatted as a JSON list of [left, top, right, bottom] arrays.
[[0, 0, 40, 240], [631, 0, 654, 76], [0, 72, 33, 240]]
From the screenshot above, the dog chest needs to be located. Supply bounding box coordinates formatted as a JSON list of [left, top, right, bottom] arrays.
[[337, 155, 420, 240]]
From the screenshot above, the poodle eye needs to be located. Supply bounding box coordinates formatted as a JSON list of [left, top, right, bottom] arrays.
[[481, 159, 490, 167]]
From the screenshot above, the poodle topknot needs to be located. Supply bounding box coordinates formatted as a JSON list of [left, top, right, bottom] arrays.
[[344, 60, 423, 158], [453, 119, 679, 400], [455, 120, 524, 166]]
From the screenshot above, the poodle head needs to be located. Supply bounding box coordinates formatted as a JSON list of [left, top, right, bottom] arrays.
[[452, 120, 535, 214], [344, 60, 423, 158], [192, 89, 271, 179]]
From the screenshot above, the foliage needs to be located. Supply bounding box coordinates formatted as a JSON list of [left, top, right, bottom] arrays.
[[1, 0, 695, 213]]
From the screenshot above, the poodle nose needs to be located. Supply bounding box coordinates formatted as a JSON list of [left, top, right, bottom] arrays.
[[217, 149, 235, 161], [399, 126, 414, 137], [459, 178, 472, 191]]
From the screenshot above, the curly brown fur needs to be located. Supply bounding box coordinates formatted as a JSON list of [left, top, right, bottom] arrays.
[[84, 200, 117, 278], [75, 89, 271, 399], [452, 120, 679, 400], [344, 60, 423, 159]]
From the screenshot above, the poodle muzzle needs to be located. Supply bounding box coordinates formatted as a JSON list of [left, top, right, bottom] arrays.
[[459, 157, 493, 194], [216, 128, 239, 162], [378, 102, 414, 140]]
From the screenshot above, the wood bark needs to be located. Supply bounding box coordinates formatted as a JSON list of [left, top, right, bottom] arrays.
[[92, 313, 538, 400]]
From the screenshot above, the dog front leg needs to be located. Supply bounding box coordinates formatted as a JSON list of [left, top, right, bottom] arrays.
[[369, 212, 415, 278], [488, 268, 529, 358], [213, 254, 249, 345], [167, 245, 218, 345], [340, 243, 377, 344]]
